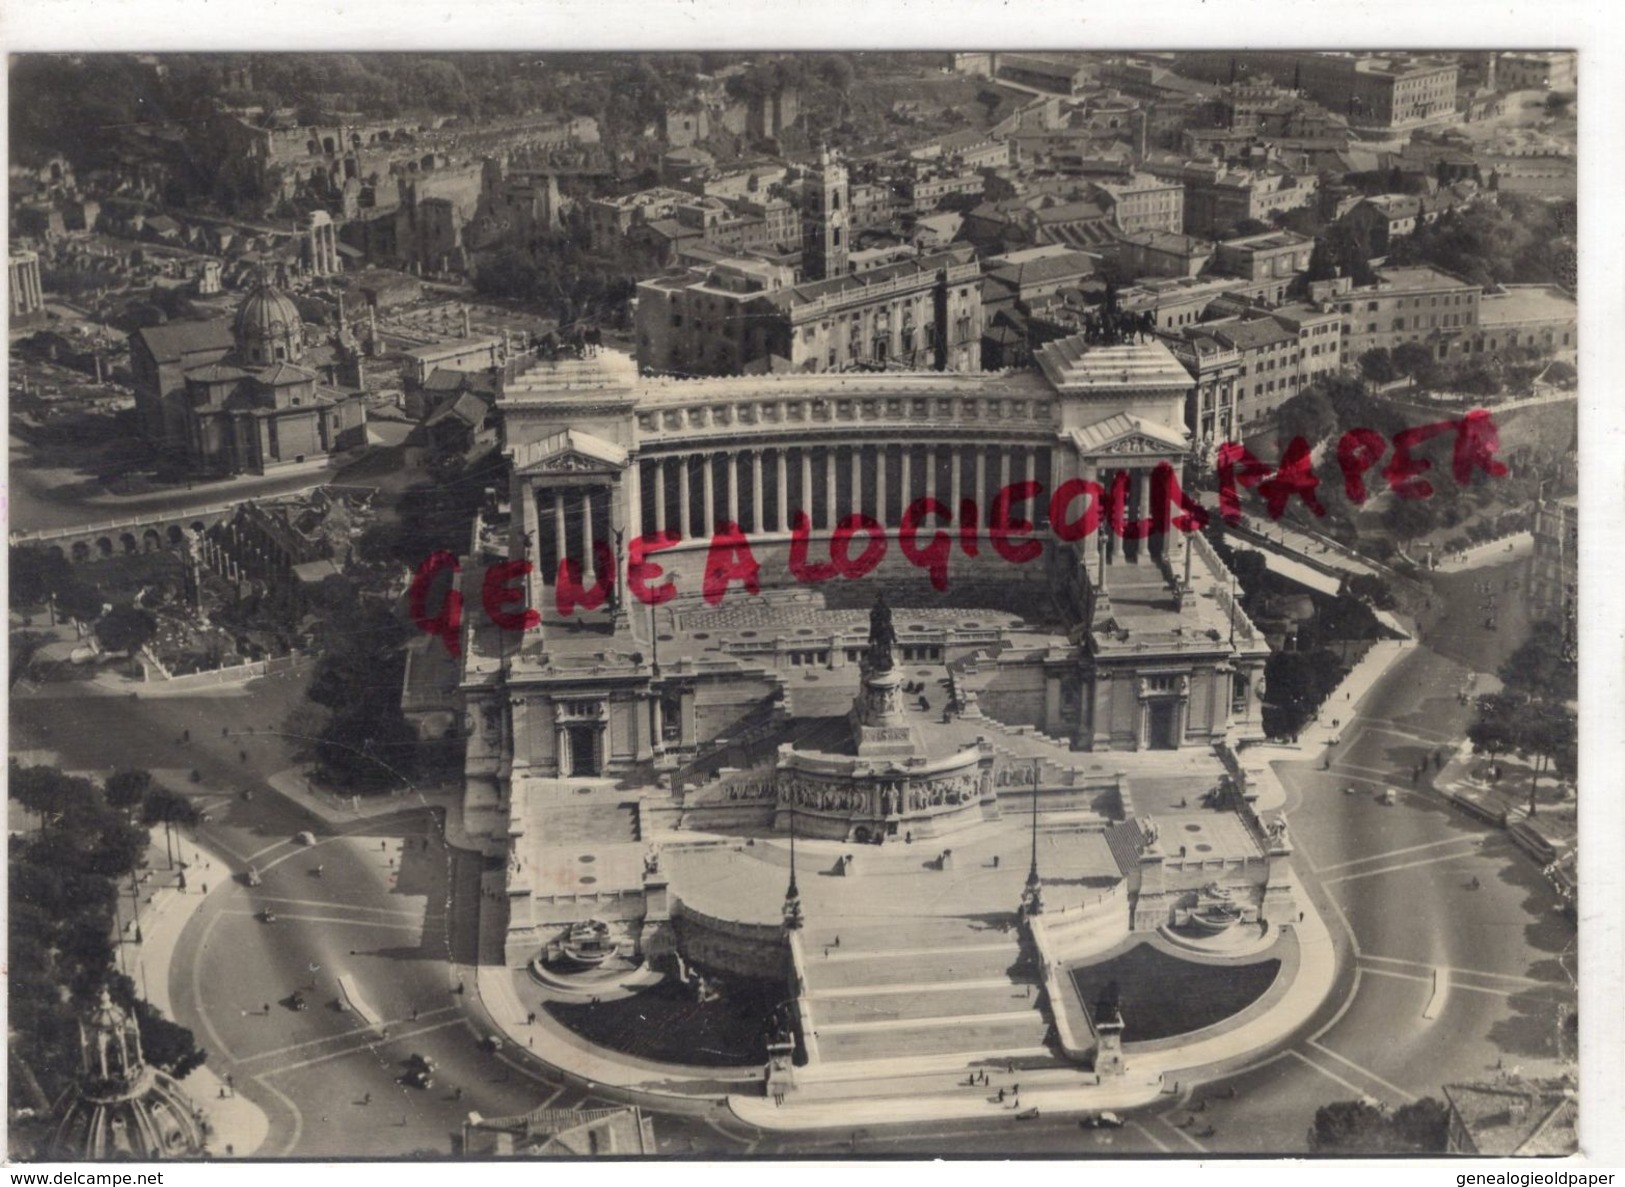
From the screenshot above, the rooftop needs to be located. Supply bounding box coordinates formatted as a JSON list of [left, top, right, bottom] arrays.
[[1205, 317, 1297, 352], [1477, 285, 1577, 327], [1036, 335, 1195, 394], [1370, 265, 1478, 294], [1442, 1079, 1578, 1156], [1219, 229, 1311, 252]]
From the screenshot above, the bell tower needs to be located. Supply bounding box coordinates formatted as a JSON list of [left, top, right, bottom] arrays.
[[801, 146, 849, 281]]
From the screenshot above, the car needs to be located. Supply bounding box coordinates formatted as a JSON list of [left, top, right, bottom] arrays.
[[483, 1035, 504, 1053], [1015, 1107, 1041, 1120], [1382, 788, 1399, 805], [258, 908, 277, 924], [406, 1053, 438, 1074], [1342, 784, 1358, 796], [290, 992, 308, 1012], [403, 1068, 434, 1090], [1081, 1111, 1125, 1129], [295, 831, 317, 846]]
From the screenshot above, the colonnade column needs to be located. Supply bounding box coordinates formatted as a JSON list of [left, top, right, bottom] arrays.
[[582, 488, 596, 577], [622, 466, 641, 567], [824, 448, 837, 530], [925, 445, 938, 504], [727, 452, 741, 526], [998, 445, 1011, 495], [975, 448, 988, 523], [851, 447, 864, 523], [751, 451, 764, 534], [776, 450, 789, 532], [702, 456, 716, 534], [800, 449, 813, 527], [522, 486, 541, 607], [876, 446, 888, 526], [677, 457, 692, 540], [552, 493, 567, 584], [949, 444, 962, 510], [653, 459, 667, 536], [900, 447, 912, 513]]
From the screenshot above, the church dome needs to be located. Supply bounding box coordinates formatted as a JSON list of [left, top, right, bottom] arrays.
[[234, 283, 304, 366], [48, 988, 210, 1160]]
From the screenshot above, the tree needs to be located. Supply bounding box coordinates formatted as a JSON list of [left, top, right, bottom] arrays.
[[141, 787, 201, 869], [103, 770, 153, 820], [10, 546, 73, 608], [95, 605, 157, 654], [1276, 387, 1338, 445], [1391, 341, 1439, 383], [1380, 496, 1435, 541], [1517, 699, 1577, 816], [1469, 691, 1528, 760], [1305, 222, 1377, 288], [1262, 647, 1344, 738], [1358, 347, 1396, 384], [1310, 1097, 1449, 1153], [1499, 620, 1577, 703]]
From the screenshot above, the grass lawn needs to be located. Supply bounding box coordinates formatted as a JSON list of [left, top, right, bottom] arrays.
[[544, 971, 789, 1068], [1068, 944, 1281, 1043]]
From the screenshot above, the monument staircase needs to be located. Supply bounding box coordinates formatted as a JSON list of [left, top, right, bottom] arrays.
[[521, 779, 642, 845], [793, 916, 1061, 1075]]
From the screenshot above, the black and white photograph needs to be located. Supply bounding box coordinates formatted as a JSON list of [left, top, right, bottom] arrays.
[[5, 5, 1619, 1171]]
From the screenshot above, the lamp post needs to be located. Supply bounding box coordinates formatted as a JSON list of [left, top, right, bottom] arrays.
[[783, 804, 803, 930], [1022, 758, 1043, 917]]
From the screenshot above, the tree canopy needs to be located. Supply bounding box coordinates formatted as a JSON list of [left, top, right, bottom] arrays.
[[1499, 620, 1577, 703], [95, 605, 158, 654], [1309, 1097, 1449, 1153], [8, 762, 206, 1101]]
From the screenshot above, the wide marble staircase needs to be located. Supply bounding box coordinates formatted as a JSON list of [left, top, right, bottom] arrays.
[[795, 916, 1059, 1074]]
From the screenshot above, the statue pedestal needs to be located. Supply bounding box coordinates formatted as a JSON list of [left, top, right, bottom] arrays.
[[851, 667, 921, 757]]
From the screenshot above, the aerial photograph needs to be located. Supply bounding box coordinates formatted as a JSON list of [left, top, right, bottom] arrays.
[[6, 48, 1582, 1160]]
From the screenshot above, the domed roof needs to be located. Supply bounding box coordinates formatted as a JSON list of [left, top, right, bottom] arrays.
[[234, 283, 302, 344], [50, 1068, 209, 1160], [48, 987, 210, 1160]]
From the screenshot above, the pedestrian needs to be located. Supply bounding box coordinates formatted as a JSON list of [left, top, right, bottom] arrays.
[[833, 935, 839, 948], [1298, 911, 1304, 922], [412, 1008, 419, 1021], [998, 1088, 1006, 1102], [528, 1011, 536, 1025], [263, 1002, 270, 1015], [363, 1092, 371, 1105], [183, 728, 190, 742], [1013, 1083, 1019, 1096], [993, 855, 1000, 868], [1007, 1060, 1014, 1074]]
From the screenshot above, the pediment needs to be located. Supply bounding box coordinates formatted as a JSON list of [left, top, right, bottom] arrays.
[[510, 429, 629, 475], [1068, 411, 1188, 458]]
